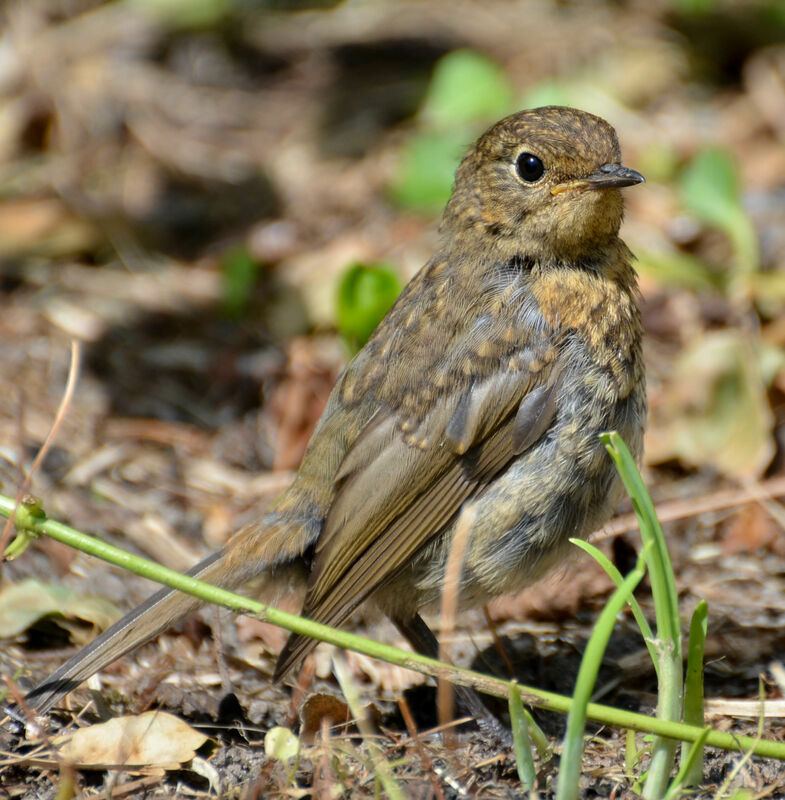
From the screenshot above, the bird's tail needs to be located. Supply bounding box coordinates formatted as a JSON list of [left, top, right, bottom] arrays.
[[26, 551, 244, 714]]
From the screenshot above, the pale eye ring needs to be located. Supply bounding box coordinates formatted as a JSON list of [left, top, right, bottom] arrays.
[[515, 152, 545, 182]]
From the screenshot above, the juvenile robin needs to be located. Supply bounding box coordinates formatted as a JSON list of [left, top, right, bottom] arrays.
[[28, 106, 646, 720]]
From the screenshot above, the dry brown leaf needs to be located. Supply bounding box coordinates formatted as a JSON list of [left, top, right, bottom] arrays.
[[646, 331, 776, 478], [53, 711, 209, 769], [0, 198, 98, 257], [0, 579, 121, 640], [266, 337, 336, 470], [720, 503, 777, 555]]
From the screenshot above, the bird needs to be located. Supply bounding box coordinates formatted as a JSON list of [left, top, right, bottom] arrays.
[[27, 106, 646, 722]]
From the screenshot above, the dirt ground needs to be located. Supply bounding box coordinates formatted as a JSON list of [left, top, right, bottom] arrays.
[[2, 1, 785, 797]]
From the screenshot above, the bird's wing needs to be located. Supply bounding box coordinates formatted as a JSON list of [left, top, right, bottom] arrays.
[[274, 340, 564, 679]]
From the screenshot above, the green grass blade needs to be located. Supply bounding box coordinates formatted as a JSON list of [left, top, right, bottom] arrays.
[[601, 432, 683, 800], [556, 546, 649, 800], [601, 433, 681, 651], [681, 600, 708, 786], [509, 683, 537, 790], [665, 726, 712, 800], [523, 706, 552, 762], [570, 537, 658, 672], [333, 652, 406, 800]]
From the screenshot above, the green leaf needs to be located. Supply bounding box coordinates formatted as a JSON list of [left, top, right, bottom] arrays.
[[421, 49, 513, 128], [747, 271, 785, 314], [635, 250, 720, 292], [391, 49, 513, 214], [335, 262, 402, 352], [391, 130, 467, 213], [220, 245, 262, 320], [670, 0, 717, 14], [126, 0, 231, 28], [520, 80, 575, 111], [680, 148, 759, 272], [681, 600, 709, 787], [758, 341, 785, 385], [635, 142, 682, 184], [681, 148, 740, 229], [509, 684, 536, 790]]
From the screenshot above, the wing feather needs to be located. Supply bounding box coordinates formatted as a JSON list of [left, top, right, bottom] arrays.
[[274, 355, 565, 680]]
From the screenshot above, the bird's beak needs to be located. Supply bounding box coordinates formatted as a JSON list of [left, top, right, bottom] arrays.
[[551, 163, 645, 195]]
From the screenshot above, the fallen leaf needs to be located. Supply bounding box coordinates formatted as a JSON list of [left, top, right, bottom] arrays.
[[53, 711, 209, 768], [0, 198, 98, 257], [720, 503, 777, 555], [266, 337, 336, 470], [0, 579, 121, 640], [647, 331, 777, 478]]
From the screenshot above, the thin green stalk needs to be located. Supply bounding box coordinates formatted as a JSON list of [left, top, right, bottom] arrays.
[[3, 493, 785, 760], [524, 706, 552, 762], [664, 726, 712, 800], [681, 600, 708, 787], [602, 432, 683, 799], [333, 652, 406, 800], [625, 728, 642, 793], [556, 548, 649, 800], [714, 678, 766, 800], [570, 537, 657, 672], [509, 683, 536, 790]]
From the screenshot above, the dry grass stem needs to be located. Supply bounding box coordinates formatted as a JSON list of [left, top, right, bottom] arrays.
[[0, 341, 80, 555], [437, 503, 477, 739]]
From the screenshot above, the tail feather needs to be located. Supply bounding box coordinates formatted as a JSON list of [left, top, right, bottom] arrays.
[[26, 552, 230, 714]]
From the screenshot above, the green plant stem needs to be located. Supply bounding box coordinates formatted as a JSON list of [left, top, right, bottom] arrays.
[[665, 726, 712, 800], [333, 652, 406, 800], [570, 538, 658, 672], [3, 494, 785, 760], [682, 600, 709, 787], [602, 432, 684, 799], [557, 549, 648, 800], [509, 683, 536, 790], [625, 728, 641, 788]]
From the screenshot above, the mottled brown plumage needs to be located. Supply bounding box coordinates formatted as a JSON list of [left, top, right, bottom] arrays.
[[28, 106, 646, 718]]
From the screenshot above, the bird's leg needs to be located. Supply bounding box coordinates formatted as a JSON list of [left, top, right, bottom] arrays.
[[392, 613, 512, 746]]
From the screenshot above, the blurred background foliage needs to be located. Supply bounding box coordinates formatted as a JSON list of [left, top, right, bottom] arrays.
[[1, 0, 785, 482]]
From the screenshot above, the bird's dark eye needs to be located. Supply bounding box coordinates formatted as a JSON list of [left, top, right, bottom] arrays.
[[515, 152, 545, 182]]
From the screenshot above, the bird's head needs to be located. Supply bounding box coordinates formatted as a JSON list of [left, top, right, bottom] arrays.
[[442, 106, 644, 263]]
